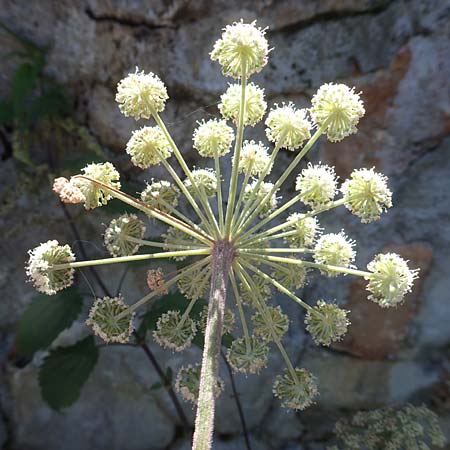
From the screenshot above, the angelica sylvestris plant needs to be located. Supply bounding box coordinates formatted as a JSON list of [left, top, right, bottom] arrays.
[[26, 20, 419, 450]]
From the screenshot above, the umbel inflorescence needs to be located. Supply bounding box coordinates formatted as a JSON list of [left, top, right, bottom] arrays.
[[26, 20, 418, 450]]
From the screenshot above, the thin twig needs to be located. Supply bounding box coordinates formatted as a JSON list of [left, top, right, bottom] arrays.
[[221, 350, 252, 450], [136, 333, 192, 432]]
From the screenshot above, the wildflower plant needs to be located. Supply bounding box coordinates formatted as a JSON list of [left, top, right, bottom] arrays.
[[26, 20, 419, 450]]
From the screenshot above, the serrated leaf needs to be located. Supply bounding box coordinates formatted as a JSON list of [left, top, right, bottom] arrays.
[[16, 288, 83, 358], [39, 336, 98, 411]]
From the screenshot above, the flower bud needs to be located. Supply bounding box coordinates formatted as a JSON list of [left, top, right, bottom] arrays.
[[184, 168, 217, 198], [295, 163, 337, 209], [243, 181, 278, 217], [104, 214, 146, 257], [153, 310, 197, 352], [26, 240, 75, 295], [273, 368, 318, 410], [252, 306, 289, 341], [271, 262, 308, 291], [227, 336, 269, 374], [239, 274, 271, 306], [86, 295, 134, 344], [310, 83, 365, 142], [305, 300, 350, 346], [126, 126, 172, 169], [177, 265, 211, 301], [211, 20, 269, 79], [366, 253, 418, 307], [341, 168, 392, 223], [265, 103, 312, 150], [199, 306, 235, 335], [116, 68, 168, 119], [219, 83, 266, 126]]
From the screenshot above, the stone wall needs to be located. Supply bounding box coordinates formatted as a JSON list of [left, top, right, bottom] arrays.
[[0, 1, 449, 449]]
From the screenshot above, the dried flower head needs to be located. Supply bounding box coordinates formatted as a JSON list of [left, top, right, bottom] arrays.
[[227, 336, 269, 374], [53, 177, 85, 204], [126, 126, 172, 169], [72, 162, 120, 210], [236, 140, 271, 176], [219, 83, 266, 126], [305, 300, 350, 346], [147, 268, 168, 294], [273, 368, 318, 410], [295, 163, 338, 209], [104, 214, 146, 257], [141, 179, 180, 213], [341, 168, 392, 223], [26, 240, 75, 295], [314, 232, 356, 276], [265, 103, 312, 150], [153, 310, 197, 352], [193, 119, 234, 158], [175, 363, 225, 405], [211, 20, 269, 78], [252, 306, 289, 341], [366, 253, 418, 307], [243, 180, 278, 217], [310, 83, 365, 142], [116, 68, 168, 119], [184, 168, 217, 198], [284, 214, 321, 248], [86, 295, 134, 343]]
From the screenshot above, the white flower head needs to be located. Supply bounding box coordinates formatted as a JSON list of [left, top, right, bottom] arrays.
[[243, 180, 278, 217], [284, 214, 321, 248], [116, 68, 168, 119], [265, 103, 312, 151], [104, 214, 146, 257], [273, 368, 318, 411], [310, 83, 365, 142], [219, 82, 267, 126], [86, 295, 134, 344], [366, 253, 419, 307], [236, 140, 271, 176], [72, 162, 121, 210], [26, 240, 75, 295], [193, 119, 234, 158], [314, 231, 356, 276], [295, 163, 338, 209], [184, 168, 217, 198], [211, 20, 269, 79], [305, 300, 350, 346], [141, 179, 180, 213], [342, 168, 392, 223], [126, 126, 172, 169]]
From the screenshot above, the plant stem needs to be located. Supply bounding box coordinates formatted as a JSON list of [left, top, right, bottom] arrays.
[[192, 240, 234, 450]]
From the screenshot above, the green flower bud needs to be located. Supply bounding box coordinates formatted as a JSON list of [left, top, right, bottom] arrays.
[[153, 310, 197, 352], [252, 305, 289, 341], [104, 214, 146, 257], [273, 368, 318, 410], [243, 181, 278, 217], [184, 168, 217, 198], [141, 179, 180, 213], [227, 336, 269, 374], [305, 300, 350, 346], [284, 214, 321, 248]]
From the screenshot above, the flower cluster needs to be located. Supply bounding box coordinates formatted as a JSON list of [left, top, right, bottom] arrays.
[[26, 20, 420, 448]]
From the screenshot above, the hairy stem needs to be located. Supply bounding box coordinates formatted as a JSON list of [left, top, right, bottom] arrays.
[[193, 240, 234, 450]]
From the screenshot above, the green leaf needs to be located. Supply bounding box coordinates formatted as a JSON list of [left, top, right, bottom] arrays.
[[28, 87, 70, 124], [165, 366, 173, 382], [16, 288, 83, 358], [12, 63, 38, 114], [150, 381, 163, 391], [39, 336, 99, 411], [0, 99, 13, 126]]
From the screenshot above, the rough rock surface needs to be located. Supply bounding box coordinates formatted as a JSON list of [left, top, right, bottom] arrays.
[[1, 1, 450, 449]]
